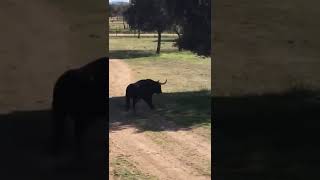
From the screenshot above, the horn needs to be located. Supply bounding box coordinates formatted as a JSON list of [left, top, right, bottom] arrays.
[[159, 79, 167, 85]]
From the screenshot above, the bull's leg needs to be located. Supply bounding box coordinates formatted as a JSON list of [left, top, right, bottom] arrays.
[[74, 117, 88, 159], [143, 97, 155, 110], [51, 110, 66, 156], [126, 96, 130, 111], [133, 98, 138, 113]]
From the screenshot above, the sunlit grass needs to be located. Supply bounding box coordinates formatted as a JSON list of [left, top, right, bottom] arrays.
[[110, 36, 178, 52]]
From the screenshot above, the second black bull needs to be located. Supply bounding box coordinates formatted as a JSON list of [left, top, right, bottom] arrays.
[[125, 79, 167, 112], [51, 57, 107, 155]]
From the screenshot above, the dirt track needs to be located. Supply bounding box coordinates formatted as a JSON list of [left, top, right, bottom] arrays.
[[109, 59, 211, 180], [109, 59, 133, 97]]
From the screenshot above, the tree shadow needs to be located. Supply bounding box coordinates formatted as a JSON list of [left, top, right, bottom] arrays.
[[109, 90, 211, 133], [0, 109, 106, 179], [110, 50, 156, 59], [213, 90, 320, 179], [152, 39, 177, 42], [109, 49, 177, 59]]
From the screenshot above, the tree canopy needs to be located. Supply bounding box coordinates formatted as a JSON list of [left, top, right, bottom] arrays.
[[167, 0, 211, 56], [109, 2, 129, 17], [124, 0, 172, 54], [123, 0, 211, 56]]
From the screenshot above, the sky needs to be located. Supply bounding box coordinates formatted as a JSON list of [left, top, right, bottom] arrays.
[[109, 0, 129, 3]]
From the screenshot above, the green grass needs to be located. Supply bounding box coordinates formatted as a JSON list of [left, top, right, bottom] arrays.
[[110, 36, 211, 93], [111, 156, 157, 180], [126, 52, 211, 93], [110, 36, 179, 52], [157, 91, 211, 127]]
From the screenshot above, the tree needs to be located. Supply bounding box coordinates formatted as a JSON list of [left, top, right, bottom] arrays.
[[109, 3, 129, 17], [123, 0, 143, 38], [166, 0, 211, 56], [124, 0, 211, 56], [124, 0, 173, 54]]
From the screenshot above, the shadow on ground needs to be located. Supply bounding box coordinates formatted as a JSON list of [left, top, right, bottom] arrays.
[[109, 90, 211, 133], [0, 109, 106, 179], [152, 39, 176, 43], [109, 50, 177, 59], [213, 90, 320, 179]]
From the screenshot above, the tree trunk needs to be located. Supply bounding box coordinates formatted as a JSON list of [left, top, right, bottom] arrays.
[[177, 33, 182, 51], [156, 30, 162, 54], [138, 29, 140, 39], [174, 27, 182, 51]]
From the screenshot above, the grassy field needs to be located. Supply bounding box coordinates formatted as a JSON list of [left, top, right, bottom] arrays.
[[110, 35, 211, 126], [110, 36, 178, 52]]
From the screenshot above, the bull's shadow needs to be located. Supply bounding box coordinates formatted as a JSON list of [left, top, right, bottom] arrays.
[[213, 90, 320, 180], [0, 109, 105, 179], [109, 90, 211, 133]]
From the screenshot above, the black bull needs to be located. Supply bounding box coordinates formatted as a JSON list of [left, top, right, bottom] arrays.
[[51, 57, 107, 155], [125, 79, 167, 112]]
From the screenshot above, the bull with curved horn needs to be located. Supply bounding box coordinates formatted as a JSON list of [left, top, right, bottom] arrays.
[[125, 79, 167, 112]]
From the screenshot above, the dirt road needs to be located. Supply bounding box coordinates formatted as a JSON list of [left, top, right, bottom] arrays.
[[109, 59, 211, 180]]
